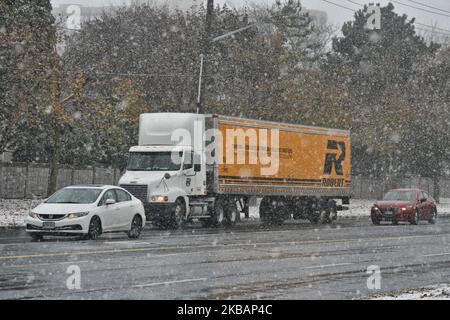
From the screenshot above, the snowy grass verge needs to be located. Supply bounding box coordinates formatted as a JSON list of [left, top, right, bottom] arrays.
[[372, 284, 450, 300], [1, 198, 450, 227]]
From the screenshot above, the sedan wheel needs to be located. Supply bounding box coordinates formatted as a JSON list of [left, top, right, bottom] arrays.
[[30, 233, 43, 241], [371, 214, 381, 225], [428, 208, 437, 224], [88, 216, 102, 240], [127, 215, 143, 239], [410, 210, 419, 225]]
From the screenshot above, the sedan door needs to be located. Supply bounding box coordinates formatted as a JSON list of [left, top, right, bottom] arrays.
[[98, 189, 121, 231], [417, 191, 429, 219], [114, 189, 135, 228], [422, 191, 433, 219]]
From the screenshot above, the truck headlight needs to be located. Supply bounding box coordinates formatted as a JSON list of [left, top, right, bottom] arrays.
[[67, 212, 89, 219], [151, 195, 169, 202]]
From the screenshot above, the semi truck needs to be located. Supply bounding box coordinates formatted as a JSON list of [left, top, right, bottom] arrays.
[[118, 113, 351, 229]]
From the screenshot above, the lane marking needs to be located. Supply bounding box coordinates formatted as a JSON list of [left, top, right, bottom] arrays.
[[105, 241, 151, 245], [0, 234, 445, 261], [302, 262, 353, 270], [133, 278, 207, 288], [422, 252, 450, 257], [1, 260, 89, 269]]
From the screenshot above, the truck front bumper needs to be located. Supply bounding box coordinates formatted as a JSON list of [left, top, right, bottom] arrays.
[[144, 203, 176, 221]]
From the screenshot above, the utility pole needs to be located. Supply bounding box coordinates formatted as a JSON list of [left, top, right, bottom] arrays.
[[197, 0, 214, 114]]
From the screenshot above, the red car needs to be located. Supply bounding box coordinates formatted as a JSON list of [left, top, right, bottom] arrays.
[[371, 188, 437, 225]]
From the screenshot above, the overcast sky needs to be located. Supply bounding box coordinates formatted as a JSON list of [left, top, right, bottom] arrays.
[[51, 0, 450, 34]]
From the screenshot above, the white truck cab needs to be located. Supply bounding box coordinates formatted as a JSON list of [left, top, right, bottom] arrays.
[[118, 113, 209, 228]]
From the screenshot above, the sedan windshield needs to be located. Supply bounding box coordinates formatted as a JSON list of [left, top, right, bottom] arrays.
[[46, 188, 102, 204], [383, 191, 417, 201], [127, 151, 181, 171]]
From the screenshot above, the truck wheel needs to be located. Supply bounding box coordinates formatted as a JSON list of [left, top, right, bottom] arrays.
[[170, 198, 186, 229], [211, 198, 226, 227], [224, 200, 238, 228]]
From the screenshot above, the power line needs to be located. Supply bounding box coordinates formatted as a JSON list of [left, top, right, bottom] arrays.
[[343, 0, 450, 34], [405, 0, 450, 15], [320, 0, 356, 12], [390, 0, 450, 18], [345, 0, 364, 7], [414, 22, 450, 34], [416, 27, 450, 37]]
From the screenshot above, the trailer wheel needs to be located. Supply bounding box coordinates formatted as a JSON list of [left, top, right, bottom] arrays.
[[328, 200, 338, 222], [211, 198, 226, 227], [259, 197, 284, 226], [309, 199, 333, 224], [223, 199, 238, 228], [200, 218, 213, 228]]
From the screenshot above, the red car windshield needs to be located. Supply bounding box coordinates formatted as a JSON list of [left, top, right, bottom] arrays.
[[383, 191, 417, 201]]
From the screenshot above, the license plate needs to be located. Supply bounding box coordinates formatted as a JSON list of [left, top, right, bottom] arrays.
[[42, 222, 55, 230]]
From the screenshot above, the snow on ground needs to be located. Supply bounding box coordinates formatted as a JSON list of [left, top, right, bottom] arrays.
[[1, 198, 450, 227], [0, 199, 43, 227], [373, 284, 450, 300], [248, 198, 450, 219]]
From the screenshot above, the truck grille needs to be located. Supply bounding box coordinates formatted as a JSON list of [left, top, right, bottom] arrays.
[[120, 184, 148, 202]]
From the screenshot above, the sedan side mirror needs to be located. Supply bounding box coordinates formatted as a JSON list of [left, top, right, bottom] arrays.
[[420, 198, 427, 203], [105, 198, 116, 205]]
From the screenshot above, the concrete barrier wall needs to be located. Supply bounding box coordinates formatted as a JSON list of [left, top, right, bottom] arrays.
[[0, 163, 121, 199], [0, 162, 448, 199]]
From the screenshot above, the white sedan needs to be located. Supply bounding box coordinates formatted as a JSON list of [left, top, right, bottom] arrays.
[[26, 185, 146, 241]]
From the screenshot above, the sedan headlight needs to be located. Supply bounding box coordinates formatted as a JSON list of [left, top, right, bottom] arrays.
[[29, 211, 38, 219], [401, 206, 414, 212], [67, 212, 89, 219], [151, 195, 169, 202]]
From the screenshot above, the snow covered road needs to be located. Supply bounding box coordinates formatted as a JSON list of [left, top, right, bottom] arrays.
[[1, 215, 450, 299]]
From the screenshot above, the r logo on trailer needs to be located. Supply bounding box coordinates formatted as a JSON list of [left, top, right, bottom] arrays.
[[324, 140, 346, 175]]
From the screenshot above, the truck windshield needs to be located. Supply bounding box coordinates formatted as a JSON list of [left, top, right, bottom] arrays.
[[127, 152, 181, 171]]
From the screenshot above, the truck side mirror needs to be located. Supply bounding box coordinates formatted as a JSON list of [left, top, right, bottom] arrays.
[[193, 154, 201, 172]]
